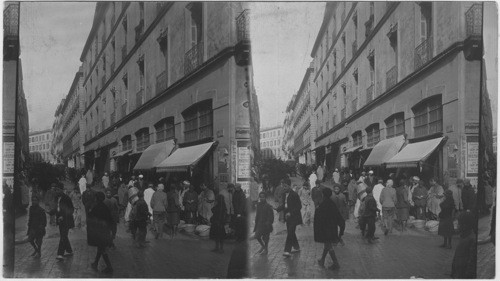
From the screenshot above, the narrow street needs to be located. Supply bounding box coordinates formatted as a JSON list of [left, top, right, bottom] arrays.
[[250, 177, 458, 279], [13, 181, 235, 278]]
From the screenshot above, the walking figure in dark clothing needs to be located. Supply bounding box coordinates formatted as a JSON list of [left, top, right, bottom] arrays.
[[55, 188, 75, 260], [314, 188, 345, 270], [210, 194, 227, 253], [27, 196, 46, 258], [88, 192, 114, 274], [276, 179, 302, 257], [254, 192, 274, 255], [360, 186, 379, 243]]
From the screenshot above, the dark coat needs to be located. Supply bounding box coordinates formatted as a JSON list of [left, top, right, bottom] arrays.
[[134, 198, 150, 222], [56, 193, 75, 229], [331, 193, 349, 220], [438, 196, 455, 237], [82, 189, 96, 212], [87, 201, 113, 247], [104, 197, 120, 223], [462, 186, 476, 211], [27, 205, 47, 237], [362, 194, 378, 218], [210, 202, 227, 240], [451, 232, 477, 278], [233, 189, 247, 216], [364, 177, 377, 189], [253, 201, 274, 234], [277, 190, 302, 226], [314, 198, 345, 243], [183, 190, 198, 212]]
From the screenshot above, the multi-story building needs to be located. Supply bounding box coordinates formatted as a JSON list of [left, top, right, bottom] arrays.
[[59, 68, 85, 169], [260, 126, 285, 160], [78, 2, 252, 193], [308, 2, 482, 185], [283, 63, 316, 165], [29, 129, 53, 163], [282, 96, 295, 159], [51, 99, 65, 164], [3, 2, 29, 188]]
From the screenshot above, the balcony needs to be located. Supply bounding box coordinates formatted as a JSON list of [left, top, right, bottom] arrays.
[[156, 71, 168, 95], [414, 36, 433, 70], [366, 84, 374, 103], [136, 89, 144, 108], [184, 41, 204, 75], [341, 108, 346, 122], [341, 57, 346, 72], [110, 111, 115, 126], [121, 45, 127, 61], [135, 19, 144, 43], [352, 98, 357, 113], [121, 102, 127, 118], [386, 65, 398, 90], [352, 40, 357, 56], [101, 76, 106, 89], [4, 4, 19, 37], [464, 4, 483, 60], [236, 9, 250, 42], [111, 61, 115, 73], [332, 70, 337, 81]]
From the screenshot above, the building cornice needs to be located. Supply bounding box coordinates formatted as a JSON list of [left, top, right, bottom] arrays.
[[314, 40, 465, 143], [311, 2, 337, 56]]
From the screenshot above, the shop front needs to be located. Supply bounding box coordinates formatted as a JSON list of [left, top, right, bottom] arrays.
[[363, 135, 406, 176]]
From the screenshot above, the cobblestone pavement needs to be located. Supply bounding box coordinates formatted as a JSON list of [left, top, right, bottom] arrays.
[[14, 181, 236, 278], [250, 177, 457, 279]]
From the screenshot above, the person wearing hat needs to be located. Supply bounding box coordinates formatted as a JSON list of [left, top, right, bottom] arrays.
[[232, 183, 247, 241], [360, 186, 379, 243], [55, 188, 75, 260], [254, 191, 274, 255], [27, 196, 47, 258], [183, 182, 198, 224], [137, 175, 146, 191], [199, 183, 215, 224], [395, 179, 411, 232], [347, 178, 358, 221], [354, 178, 367, 224], [438, 189, 455, 249], [412, 180, 428, 220], [276, 179, 302, 257], [104, 189, 119, 248], [380, 179, 397, 235], [88, 191, 114, 273], [364, 171, 376, 189]]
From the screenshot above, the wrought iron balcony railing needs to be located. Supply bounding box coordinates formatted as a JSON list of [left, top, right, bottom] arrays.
[[4, 4, 19, 37], [466, 4, 482, 37], [386, 65, 398, 90], [414, 36, 433, 70], [236, 9, 250, 42], [136, 89, 144, 108], [156, 71, 168, 95], [184, 41, 204, 75], [366, 84, 374, 103]]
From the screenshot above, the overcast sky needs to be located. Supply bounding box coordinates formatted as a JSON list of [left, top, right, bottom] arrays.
[[20, 2, 95, 132], [18, 2, 498, 133]]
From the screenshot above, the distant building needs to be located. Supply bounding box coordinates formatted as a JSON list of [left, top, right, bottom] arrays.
[[260, 126, 285, 160], [29, 129, 53, 163]]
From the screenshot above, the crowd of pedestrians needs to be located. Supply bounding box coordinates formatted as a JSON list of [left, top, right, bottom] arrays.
[[252, 164, 492, 278]]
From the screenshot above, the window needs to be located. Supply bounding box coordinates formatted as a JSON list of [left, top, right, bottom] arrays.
[[188, 2, 203, 48], [352, 131, 362, 147], [135, 128, 150, 152], [155, 117, 175, 143], [419, 3, 432, 42], [385, 112, 405, 139], [366, 123, 380, 147], [121, 135, 132, 151], [182, 99, 213, 142], [413, 96, 442, 138]]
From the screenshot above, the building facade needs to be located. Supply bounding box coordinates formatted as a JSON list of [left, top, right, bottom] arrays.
[[29, 129, 53, 163], [3, 2, 29, 189], [51, 99, 65, 164], [260, 126, 285, 160], [304, 2, 482, 185], [76, 2, 252, 193]]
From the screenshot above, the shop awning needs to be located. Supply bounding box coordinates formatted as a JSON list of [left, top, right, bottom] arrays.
[[133, 140, 176, 171], [112, 149, 132, 158], [385, 137, 445, 168], [363, 135, 405, 167], [342, 145, 362, 154], [156, 142, 215, 173]]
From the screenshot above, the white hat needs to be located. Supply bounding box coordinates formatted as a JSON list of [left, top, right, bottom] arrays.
[[413, 176, 420, 181], [369, 170, 374, 174], [183, 180, 190, 185], [138, 174, 144, 179]]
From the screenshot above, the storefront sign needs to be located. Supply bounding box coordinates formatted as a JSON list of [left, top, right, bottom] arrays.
[[3, 142, 15, 174], [466, 141, 478, 176]]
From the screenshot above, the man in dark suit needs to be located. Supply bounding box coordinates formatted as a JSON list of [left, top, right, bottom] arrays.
[[55, 187, 75, 260], [276, 178, 302, 257]]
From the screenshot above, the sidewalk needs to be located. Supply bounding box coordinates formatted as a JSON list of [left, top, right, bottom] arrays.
[[14, 180, 236, 278]]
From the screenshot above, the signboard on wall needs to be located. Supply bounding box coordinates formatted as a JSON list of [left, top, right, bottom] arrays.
[[237, 140, 251, 197], [466, 142, 478, 175], [3, 142, 15, 174]]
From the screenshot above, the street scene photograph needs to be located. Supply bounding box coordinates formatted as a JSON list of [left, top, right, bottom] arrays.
[[249, 1, 497, 279], [4, 1, 254, 278]]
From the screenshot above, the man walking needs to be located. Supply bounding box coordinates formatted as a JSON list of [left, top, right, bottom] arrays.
[[254, 192, 274, 255], [379, 179, 397, 235], [311, 180, 324, 209], [361, 186, 379, 243], [150, 184, 168, 239], [55, 188, 75, 260], [88, 192, 114, 273], [103, 189, 119, 249], [78, 174, 87, 195], [134, 191, 150, 248], [276, 179, 302, 257]]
